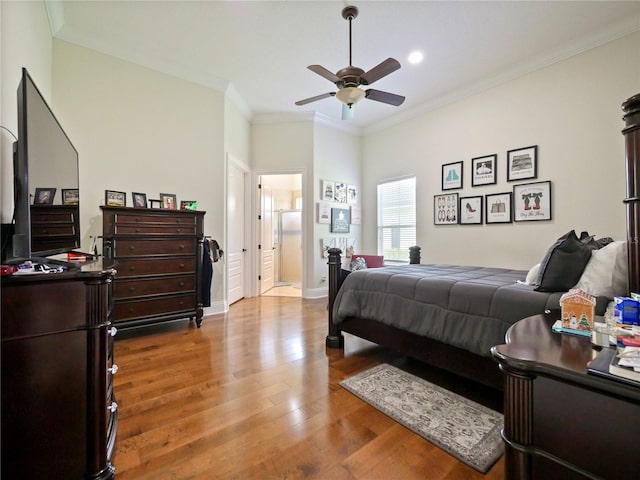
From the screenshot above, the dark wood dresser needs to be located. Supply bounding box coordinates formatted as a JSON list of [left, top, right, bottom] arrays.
[[491, 312, 640, 480], [1, 262, 117, 479], [30, 204, 80, 252], [101, 206, 205, 329]]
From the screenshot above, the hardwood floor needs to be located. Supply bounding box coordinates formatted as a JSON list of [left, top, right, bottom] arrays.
[[113, 296, 505, 479]]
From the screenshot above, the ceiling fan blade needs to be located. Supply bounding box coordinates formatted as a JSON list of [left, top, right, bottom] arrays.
[[295, 92, 336, 106], [360, 58, 401, 85], [365, 89, 406, 106], [307, 65, 341, 84]]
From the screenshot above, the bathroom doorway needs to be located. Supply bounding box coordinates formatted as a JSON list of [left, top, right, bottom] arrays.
[[259, 173, 302, 297]]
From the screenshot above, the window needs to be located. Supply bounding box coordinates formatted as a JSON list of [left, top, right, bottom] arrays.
[[377, 176, 416, 262]]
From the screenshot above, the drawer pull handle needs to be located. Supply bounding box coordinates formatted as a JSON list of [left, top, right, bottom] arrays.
[[128, 245, 135, 251], [179, 301, 184, 306], [136, 228, 140, 233], [179, 244, 185, 250], [108, 402, 118, 413], [109, 327, 118, 337], [179, 282, 185, 287], [176, 228, 182, 233], [129, 266, 135, 272], [128, 287, 135, 292], [179, 263, 185, 269], [108, 364, 119, 375], [135, 217, 140, 222], [128, 308, 134, 313]]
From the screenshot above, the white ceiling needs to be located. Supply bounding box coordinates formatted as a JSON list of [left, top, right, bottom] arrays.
[[48, 1, 640, 133]]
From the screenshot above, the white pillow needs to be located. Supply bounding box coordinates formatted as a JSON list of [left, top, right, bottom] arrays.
[[573, 241, 627, 298], [524, 263, 540, 285]]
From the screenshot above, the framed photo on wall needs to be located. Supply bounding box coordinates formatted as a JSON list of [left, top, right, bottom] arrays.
[[434, 193, 459, 225], [485, 192, 512, 224], [459, 196, 483, 225], [331, 207, 351, 233], [471, 154, 497, 186], [507, 145, 538, 181], [442, 161, 463, 190], [513, 180, 552, 222], [347, 184, 358, 203], [322, 180, 335, 202], [334, 182, 347, 203]]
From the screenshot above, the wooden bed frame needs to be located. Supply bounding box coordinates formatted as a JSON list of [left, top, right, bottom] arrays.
[[326, 92, 640, 391]]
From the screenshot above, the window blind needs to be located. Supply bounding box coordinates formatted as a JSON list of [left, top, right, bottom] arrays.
[[377, 176, 416, 262]]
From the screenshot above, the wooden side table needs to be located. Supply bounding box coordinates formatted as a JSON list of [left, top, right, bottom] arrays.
[[491, 311, 640, 480]]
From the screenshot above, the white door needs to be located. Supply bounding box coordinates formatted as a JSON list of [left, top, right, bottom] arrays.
[[260, 183, 275, 294], [227, 161, 245, 305]]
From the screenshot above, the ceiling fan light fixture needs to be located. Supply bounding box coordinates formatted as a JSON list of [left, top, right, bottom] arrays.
[[336, 86, 366, 106]]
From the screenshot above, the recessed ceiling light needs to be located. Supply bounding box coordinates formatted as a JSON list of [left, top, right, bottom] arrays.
[[408, 51, 424, 65]]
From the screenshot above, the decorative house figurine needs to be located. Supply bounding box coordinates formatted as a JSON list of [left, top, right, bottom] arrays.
[[560, 289, 596, 333]]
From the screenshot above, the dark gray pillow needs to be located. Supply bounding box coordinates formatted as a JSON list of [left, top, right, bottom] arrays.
[[535, 230, 599, 292]]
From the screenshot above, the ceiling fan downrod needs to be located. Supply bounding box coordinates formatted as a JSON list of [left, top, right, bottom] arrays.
[[342, 6, 358, 67]]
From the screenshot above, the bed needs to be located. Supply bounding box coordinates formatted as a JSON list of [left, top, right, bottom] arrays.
[[326, 92, 640, 390]]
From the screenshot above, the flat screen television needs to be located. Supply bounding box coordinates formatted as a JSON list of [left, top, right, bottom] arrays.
[[5, 67, 80, 263]]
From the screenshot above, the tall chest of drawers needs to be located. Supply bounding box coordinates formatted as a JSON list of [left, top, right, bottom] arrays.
[[30, 204, 80, 253], [101, 206, 206, 329]]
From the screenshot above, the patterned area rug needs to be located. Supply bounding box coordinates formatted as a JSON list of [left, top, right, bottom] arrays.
[[340, 364, 503, 473]]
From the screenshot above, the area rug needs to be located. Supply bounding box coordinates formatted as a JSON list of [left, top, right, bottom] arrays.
[[340, 364, 503, 473]]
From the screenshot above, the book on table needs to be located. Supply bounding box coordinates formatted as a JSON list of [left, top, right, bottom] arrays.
[[587, 347, 640, 387]]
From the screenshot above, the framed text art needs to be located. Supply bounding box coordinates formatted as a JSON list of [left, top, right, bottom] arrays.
[[442, 161, 463, 190], [459, 196, 483, 225], [322, 180, 335, 202], [513, 180, 552, 222], [485, 192, 512, 224], [434, 193, 459, 225], [331, 207, 351, 233], [507, 145, 538, 182], [472, 154, 497, 186]]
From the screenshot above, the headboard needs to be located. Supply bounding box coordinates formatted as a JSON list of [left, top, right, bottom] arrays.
[[622, 93, 640, 294]]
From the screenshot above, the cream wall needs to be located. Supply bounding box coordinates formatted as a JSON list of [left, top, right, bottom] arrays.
[[361, 32, 640, 270], [52, 39, 227, 301], [314, 122, 361, 277], [1, 0, 52, 222], [251, 119, 316, 294]]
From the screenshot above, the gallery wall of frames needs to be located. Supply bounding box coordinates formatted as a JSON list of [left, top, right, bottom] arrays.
[[436, 145, 551, 226]]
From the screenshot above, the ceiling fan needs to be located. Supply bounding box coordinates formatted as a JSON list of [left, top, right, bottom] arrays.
[[295, 5, 406, 119]]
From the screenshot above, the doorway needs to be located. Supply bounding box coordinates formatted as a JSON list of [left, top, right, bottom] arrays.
[[259, 173, 303, 298]]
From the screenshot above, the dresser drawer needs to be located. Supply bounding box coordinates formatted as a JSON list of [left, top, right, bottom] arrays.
[[113, 211, 197, 226], [114, 224, 196, 235], [115, 257, 196, 277], [31, 210, 76, 223], [113, 293, 195, 321], [114, 276, 195, 299], [32, 224, 77, 236], [114, 238, 196, 257]]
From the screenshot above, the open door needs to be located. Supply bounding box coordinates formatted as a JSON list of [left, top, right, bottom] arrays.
[[260, 182, 275, 294]]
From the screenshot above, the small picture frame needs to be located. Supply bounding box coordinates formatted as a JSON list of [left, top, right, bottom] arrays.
[[459, 196, 483, 225], [160, 193, 177, 210], [318, 203, 331, 224], [334, 182, 347, 203], [485, 192, 512, 224], [34, 187, 56, 205], [350, 205, 361, 225], [62, 188, 79, 205], [434, 193, 459, 225], [513, 180, 552, 222], [507, 145, 538, 182], [105, 190, 126, 207], [132, 192, 147, 208], [331, 207, 350, 233], [471, 154, 497, 187], [442, 161, 463, 190], [347, 184, 358, 203], [322, 180, 335, 202], [180, 200, 198, 210], [149, 199, 162, 209]]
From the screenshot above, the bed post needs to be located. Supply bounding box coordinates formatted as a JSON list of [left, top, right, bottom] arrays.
[[326, 247, 344, 348], [409, 245, 421, 264], [622, 93, 640, 294]]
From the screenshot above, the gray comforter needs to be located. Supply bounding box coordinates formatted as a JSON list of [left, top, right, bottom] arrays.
[[333, 264, 605, 357]]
